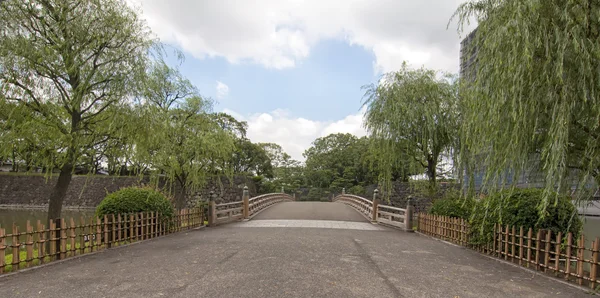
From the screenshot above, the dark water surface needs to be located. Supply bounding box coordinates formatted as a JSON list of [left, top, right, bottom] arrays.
[[0, 208, 95, 230]]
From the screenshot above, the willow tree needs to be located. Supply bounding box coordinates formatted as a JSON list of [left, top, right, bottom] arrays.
[[452, 1, 600, 209], [363, 63, 459, 195], [0, 0, 154, 221], [136, 62, 237, 209], [152, 97, 236, 209]]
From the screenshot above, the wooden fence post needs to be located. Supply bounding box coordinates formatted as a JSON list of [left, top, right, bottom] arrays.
[[405, 197, 414, 232], [243, 186, 250, 219], [372, 189, 379, 223]]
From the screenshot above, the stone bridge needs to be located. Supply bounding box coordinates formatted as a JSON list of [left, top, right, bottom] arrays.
[[0, 189, 588, 297]]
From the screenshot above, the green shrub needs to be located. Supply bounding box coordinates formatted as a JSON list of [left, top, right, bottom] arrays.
[[469, 188, 582, 245], [429, 194, 474, 220], [96, 186, 175, 219]]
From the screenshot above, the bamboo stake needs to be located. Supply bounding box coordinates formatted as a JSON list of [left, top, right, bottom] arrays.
[[590, 237, 598, 289], [49, 219, 56, 260], [511, 226, 516, 262], [577, 234, 585, 285], [526, 228, 532, 268], [565, 232, 572, 281], [130, 214, 134, 242], [88, 217, 94, 252], [504, 225, 509, 260], [555, 232, 562, 275], [492, 224, 497, 255], [111, 214, 116, 245], [544, 230, 551, 272], [69, 218, 76, 256], [26, 221, 33, 267], [12, 225, 19, 269], [135, 213, 139, 241], [117, 214, 122, 244], [37, 221, 45, 264], [96, 218, 101, 251], [535, 230, 542, 271], [60, 218, 66, 260], [79, 217, 85, 254], [519, 226, 524, 266], [151, 212, 155, 238], [0, 228, 5, 273]]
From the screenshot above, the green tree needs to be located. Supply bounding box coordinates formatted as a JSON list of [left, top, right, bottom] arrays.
[[232, 139, 273, 178], [0, 0, 154, 221], [452, 1, 600, 208], [363, 63, 459, 194], [303, 133, 369, 193]]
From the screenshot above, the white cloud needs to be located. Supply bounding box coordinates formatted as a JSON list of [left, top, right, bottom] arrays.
[[216, 81, 229, 99], [129, 0, 474, 73], [222, 108, 366, 161]]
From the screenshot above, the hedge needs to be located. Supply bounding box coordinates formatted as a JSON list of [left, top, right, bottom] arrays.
[[469, 188, 582, 245], [96, 186, 175, 219]]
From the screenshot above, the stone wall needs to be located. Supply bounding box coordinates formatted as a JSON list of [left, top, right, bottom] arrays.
[[0, 174, 257, 208]]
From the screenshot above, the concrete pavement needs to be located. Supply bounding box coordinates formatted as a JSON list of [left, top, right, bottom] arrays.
[[0, 217, 590, 297]]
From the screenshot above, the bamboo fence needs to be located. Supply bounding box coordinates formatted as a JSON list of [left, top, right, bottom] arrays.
[[417, 213, 600, 290], [0, 207, 204, 274]]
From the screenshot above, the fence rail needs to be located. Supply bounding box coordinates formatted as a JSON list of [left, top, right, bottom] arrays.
[[0, 208, 204, 274], [417, 213, 600, 289]]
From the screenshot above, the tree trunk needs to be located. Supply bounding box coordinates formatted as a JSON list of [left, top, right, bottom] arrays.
[[175, 182, 187, 210], [47, 162, 74, 224], [426, 156, 437, 196]]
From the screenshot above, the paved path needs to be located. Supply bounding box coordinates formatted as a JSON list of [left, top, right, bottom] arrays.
[[0, 218, 589, 297], [252, 201, 368, 222]]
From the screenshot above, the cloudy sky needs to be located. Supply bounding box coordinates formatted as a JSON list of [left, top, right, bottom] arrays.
[[128, 0, 473, 161]]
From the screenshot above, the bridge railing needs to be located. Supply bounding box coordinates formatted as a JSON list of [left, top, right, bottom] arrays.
[[214, 201, 244, 224], [248, 193, 292, 217], [208, 187, 294, 226], [333, 189, 414, 231], [332, 194, 373, 220]]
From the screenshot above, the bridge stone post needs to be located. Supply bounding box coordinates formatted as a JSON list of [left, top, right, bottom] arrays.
[[243, 186, 250, 219], [281, 186, 284, 193], [208, 191, 217, 227], [372, 189, 379, 223], [342, 188, 345, 195], [405, 196, 414, 232], [292, 192, 296, 201]]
